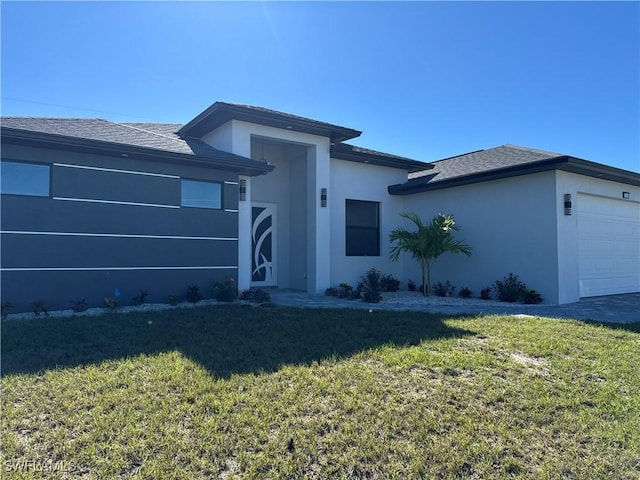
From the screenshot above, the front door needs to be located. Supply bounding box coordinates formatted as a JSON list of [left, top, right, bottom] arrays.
[[251, 203, 277, 286]]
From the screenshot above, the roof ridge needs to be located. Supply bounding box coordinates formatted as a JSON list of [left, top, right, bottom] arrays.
[[502, 144, 562, 157], [114, 121, 185, 143], [429, 148, 486, 164]]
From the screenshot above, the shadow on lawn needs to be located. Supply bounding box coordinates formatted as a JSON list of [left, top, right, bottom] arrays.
[[1, 305, 472, 377]]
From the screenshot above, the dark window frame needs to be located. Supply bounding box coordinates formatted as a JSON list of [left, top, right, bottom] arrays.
[[345, 199, 380, 257]]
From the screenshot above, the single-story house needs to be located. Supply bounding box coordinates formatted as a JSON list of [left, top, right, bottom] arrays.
[[1, 101, 639, 312]]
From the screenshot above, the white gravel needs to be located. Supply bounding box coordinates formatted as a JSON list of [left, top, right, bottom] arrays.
[[3, 291, 548, 321], [380, 291, 549, 308], [2, 299, 227, 321]]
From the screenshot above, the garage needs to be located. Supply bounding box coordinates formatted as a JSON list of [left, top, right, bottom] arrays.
[[577, 193, 640, 297]]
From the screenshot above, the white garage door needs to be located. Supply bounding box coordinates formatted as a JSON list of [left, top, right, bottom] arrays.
[[577, 194, 640, 297]]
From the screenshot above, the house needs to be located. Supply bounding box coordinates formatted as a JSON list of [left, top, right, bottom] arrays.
[[1, 102, 639, 312]]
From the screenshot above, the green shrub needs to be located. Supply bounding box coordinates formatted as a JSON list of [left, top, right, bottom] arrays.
[[132, 289, 149, 306], [185, 284, 203, 303], [213, 279, 237, 302], [325, 284, 360, 300], [480, 287, 492, 300], [167, 294, 180, 306], [433, 281, 455, 297], [523, 289, 543, 304], [494, 273, 526, 303], [31, 300, 49, 316], [380, 274, 401, 292], [407, 279, 416, 292], [240, 288, 271, 304], [360, 268, 382, 303], [458, 287, 472, 298], [2, 301, 14, 319], [104, 297, 120, 310], [69, 299, 88, 313]]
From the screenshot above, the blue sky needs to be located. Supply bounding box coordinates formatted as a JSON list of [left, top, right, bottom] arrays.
[[1, 1, 638, 172]]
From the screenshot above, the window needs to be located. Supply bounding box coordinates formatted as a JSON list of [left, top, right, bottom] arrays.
[[181, 179, 222, 209], [346, 199, 380, 256], [1, 161, 50, 197]]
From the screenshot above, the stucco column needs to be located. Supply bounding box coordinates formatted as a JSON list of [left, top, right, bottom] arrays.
[[237, 175, 252, 292], [307, 141, 331, 293]]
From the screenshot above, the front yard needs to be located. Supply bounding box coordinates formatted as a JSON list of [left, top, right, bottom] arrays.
[[1, 306, 639, 479]]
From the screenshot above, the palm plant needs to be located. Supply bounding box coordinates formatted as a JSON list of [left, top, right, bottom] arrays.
[[389, 212, 472, 296]]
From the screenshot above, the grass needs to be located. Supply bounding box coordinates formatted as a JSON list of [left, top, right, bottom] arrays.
[[1, 305, 639, 479]]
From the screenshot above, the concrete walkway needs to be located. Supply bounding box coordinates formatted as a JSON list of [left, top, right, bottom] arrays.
[[269, 290, 640, 324]]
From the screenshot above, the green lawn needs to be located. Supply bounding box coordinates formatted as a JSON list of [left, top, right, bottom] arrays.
[[1, 306, 639, 479]]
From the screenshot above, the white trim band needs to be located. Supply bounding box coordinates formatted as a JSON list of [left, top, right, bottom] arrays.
[[54, 163, 179, 179], [53, 197, 180, 209], [224, 209, 239, 213], [224, 181, 239, 185], [0, 231, 238, 241], [1, 266, 238, 272]]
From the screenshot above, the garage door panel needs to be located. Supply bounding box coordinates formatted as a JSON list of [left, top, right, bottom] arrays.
[[615, 222, 636, 236], [578, 194, 640, 297]]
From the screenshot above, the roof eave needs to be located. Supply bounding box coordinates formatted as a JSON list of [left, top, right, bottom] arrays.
[[179, 102, 362, 142], [1, 127, 274, 177], [331, 148, 433, 172], [388, 157, 569, 195], [559, 157, 640, 186], [389, 156, 640, 195]]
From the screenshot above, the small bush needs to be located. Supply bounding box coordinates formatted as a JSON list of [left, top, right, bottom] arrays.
[[360, 268, 382, 304], [104, 297, 120, 310], [213, 278, 237, 302], [132, 289, 149, 306], [523, 289, 543, 304], [325, 283, 360, 300], [494, 273, 527, 303], [1, 301, 13, 320], [31, 300, 49, 316], [69, 299, 88, 313], [458, 287, 472, 298], [167, 294, 179, 306], [185, 284, 203, 303], [480, 287, 492, 300], [240, 288, 271, 304], [407, 279, 416, 292], [380, 274, 401, 292], [433, 281, 455, 297]]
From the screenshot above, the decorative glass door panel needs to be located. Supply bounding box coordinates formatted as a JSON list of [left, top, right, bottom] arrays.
[[251, 203, 277, 285]]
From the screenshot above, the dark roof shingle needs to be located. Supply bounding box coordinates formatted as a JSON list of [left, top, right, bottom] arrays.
[[390, 144, 640, 193], [178, 101, 362, 142], [1, 117, 273, 174], [408, 144, 562, 182]]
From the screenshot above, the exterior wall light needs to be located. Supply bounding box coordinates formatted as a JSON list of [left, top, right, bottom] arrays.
[[239, 179, 247, 202], [622, 191, 630, 200], [564, 194, 572, 215], [321, 188, 327, 207]]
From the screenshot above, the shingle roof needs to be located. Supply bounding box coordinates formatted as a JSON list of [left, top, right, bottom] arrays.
[[331, 142, 432, 172], [1, 117, 273, 174], [178, 101, 362, 142], [408, 144, 562, 181], [390, 144, 640, 194]]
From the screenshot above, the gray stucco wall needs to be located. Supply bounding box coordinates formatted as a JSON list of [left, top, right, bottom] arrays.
[[1, 144, 240, 312], [401, 171, 560, 303]]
